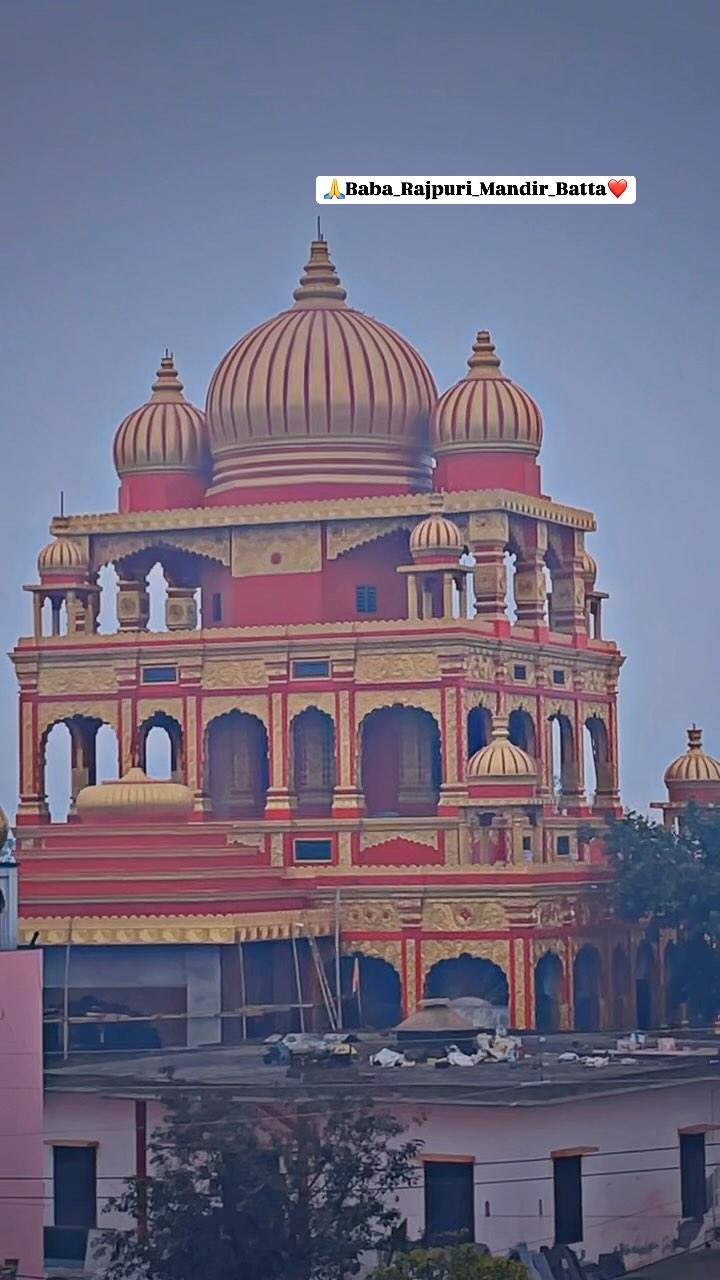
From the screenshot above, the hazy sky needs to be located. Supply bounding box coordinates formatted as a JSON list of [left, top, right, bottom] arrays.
[[2, 0, 719, 815]]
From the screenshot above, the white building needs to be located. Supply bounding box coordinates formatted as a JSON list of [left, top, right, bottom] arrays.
[[43, 1042, 720, 1275]]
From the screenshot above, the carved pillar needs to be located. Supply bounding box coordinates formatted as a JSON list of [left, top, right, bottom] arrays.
[[551, 561, 587, 633], [472, 545, 507, 621], [514, 551, 547, 626], [265, 691, 292, 816], [117, 580, 149, 632], [332, 689, 363, 816], [31, 593, 43, 639]]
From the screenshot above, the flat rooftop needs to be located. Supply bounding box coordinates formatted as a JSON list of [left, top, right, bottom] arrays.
[[44, 1032, 720, 1108]]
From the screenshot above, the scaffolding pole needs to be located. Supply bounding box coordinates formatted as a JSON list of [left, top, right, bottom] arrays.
[[236, 933, 248, 1041], [291, 926, 306, 1033], [62, 920, 73, 1061]]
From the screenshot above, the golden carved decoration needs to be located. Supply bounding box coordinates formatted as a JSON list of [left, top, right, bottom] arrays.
[[22, 702, 34, 793], [93, 530, 231, 570], [201, 695, 270, 729], [137, 697, 185, 725], [585, 669, 610, 693], [505, 692, 538, 713], [271, 691, 284, 788], [231, 524, 321, 577], [547, 697, 574, 720], [327, 519, 414, 560], [533, 938, 568, 962], [19, 910, 332, 946], [203, 659, 267, 689], [287, 692, 335, 719], [38, 665, 118, 694], [464, 653, 494, 681], [355, 652, 440, 683], [338, 689, 351, 786], [422, 937, 510, 975], [583, 702, 609, 723], [270, 832, 284, 868], [535, 899, 575, 928], [338, 830, 352, 868], [186, 697, 198, 790], [355, 688, 441, 724], [343, 901, 401, 930], [467, 511, 509, 543], [424, 900, 508, 931], [345, 938, 402, 971], [514, 937, 526, 1024], [38, 699, 118, 736], [360, 828, 439, 853]]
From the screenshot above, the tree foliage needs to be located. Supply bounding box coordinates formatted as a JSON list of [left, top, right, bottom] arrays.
[[105, 1089, 420, 1280], [371, 1245, 526, 1279], [604, 806, 720, 1019]]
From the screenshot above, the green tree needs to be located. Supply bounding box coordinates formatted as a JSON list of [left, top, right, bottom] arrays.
[[604, 806, 720, 1019], [371, 1245, 526, 1279], [105, 1089, 420, 1280]]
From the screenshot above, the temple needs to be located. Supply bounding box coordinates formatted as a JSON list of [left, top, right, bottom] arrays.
[[12, 237, 684, 1043]]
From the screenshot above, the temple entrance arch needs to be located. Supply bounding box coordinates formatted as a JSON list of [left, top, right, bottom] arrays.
[[573, 945, 602, 1032], [206, 710, 269, 818], [340, 952, 402, 1029], [611, 945, 632, 1029], [534, 952, 564, 1031], [424, 953, 509, 1008], [360, 705, 441, 817]]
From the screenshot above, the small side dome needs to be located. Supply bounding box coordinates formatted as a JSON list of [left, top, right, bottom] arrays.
[[410, 513, 464, 559], [664, 727, 720, 787], [432, 331, 543, 495], [580, 551, 597, 585], [113, 353, 209, 513], [75, 767, 193, 822], [38, 537, 88, 582], [467, 717, 536, 780]]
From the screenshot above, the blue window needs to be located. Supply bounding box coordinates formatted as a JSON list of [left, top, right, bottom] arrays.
[[294, 839, 332, 863], [142, 666, 178, 684]]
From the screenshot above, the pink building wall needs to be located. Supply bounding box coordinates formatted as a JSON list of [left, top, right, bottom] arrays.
[[0, 949, 44, 1279]]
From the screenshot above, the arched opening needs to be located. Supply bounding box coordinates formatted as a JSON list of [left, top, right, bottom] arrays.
[[95, 724, 119, 783], [509, 708, 536, 756], [503, 549, 517, 623], [43, 722, 73, 822], [340, 953, 402, 1029], [206, 711, 269, 818], [291, 708, 335, 816], [635, 941, 657, 1030], [543, 564, 554, 627], [424, 953, 509, 1009], [585, 716, 612, 797], [459, 550, 476, 618], [361, 705, 441, 817], [611, 945, 632, 1029], [573, 945, 602, 1032], [467, 705, 492, 757], [534, 952, 564, 1032], [97, 564, 119, 634], [139, 712, 183, 782], [146, 562, 169, 633], [549, 713, 577, 800]]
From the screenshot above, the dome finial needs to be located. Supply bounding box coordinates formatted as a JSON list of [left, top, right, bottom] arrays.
[[150, 352, 185, 402], [467, 330, 502, 379], [292, 239, 348, 309], [688, 725, 703, 750]]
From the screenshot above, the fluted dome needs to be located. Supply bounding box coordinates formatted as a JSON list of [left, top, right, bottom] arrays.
[[432, 331, 543, 496], [580, 551, 598, 584], [75, 767, 193, 822], [38, 537, 88, 582], [204, 239, 437, 502], [113, 354, 209, 512], [467, 718, 536, 780], [410, 513, 464, 558], [664, 727, 720, 787]]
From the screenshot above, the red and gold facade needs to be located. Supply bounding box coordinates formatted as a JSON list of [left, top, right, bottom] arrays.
[[11, 239, 650, 1037]]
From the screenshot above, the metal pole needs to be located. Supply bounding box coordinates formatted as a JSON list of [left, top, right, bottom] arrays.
[[62, 922, 73, 1061], [334, 888, 343, 1030], [237, 936, 248, 1041], [291, 927, 306, 1033]]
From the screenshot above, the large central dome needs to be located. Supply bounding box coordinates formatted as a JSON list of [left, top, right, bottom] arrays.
[[205, 240, 437, 502]]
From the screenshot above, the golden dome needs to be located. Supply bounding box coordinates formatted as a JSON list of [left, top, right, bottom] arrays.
[[580, 551, 597, 584], [410, 513, 464, 557], [113, 353, 208, 478], [664, 727, 720, 786], [75, 767, 193, 821], [467, 718, 536, 779], [38, 537, 88, 579], [204, 239, 437, 498], [432, 331, 543, 456]]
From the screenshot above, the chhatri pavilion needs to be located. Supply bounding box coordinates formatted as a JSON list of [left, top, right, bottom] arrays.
[[11, 238, 701, 1043]]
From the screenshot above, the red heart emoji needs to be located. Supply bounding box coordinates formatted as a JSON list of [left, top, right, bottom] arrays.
[[608, 178, 628, 199]]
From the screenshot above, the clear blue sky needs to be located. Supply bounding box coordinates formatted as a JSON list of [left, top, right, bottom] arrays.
[[2, 0, 719, 814]]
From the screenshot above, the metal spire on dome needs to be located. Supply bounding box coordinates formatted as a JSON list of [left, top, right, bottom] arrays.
[[466, 330, 503, 379], [292, 239, 348, 309], [150, 351, 186, 401], [687, 725, 703, 750]]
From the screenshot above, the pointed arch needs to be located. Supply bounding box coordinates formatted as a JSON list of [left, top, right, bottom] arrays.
[[534, 952, 564, 1031], [139, 711, 184, 782], [290, 707, 335, 816], [509, 708, 536, 756], [360, 704, 441, 817], [467, 705, 492, 757], [205, 710, 269, 818]]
